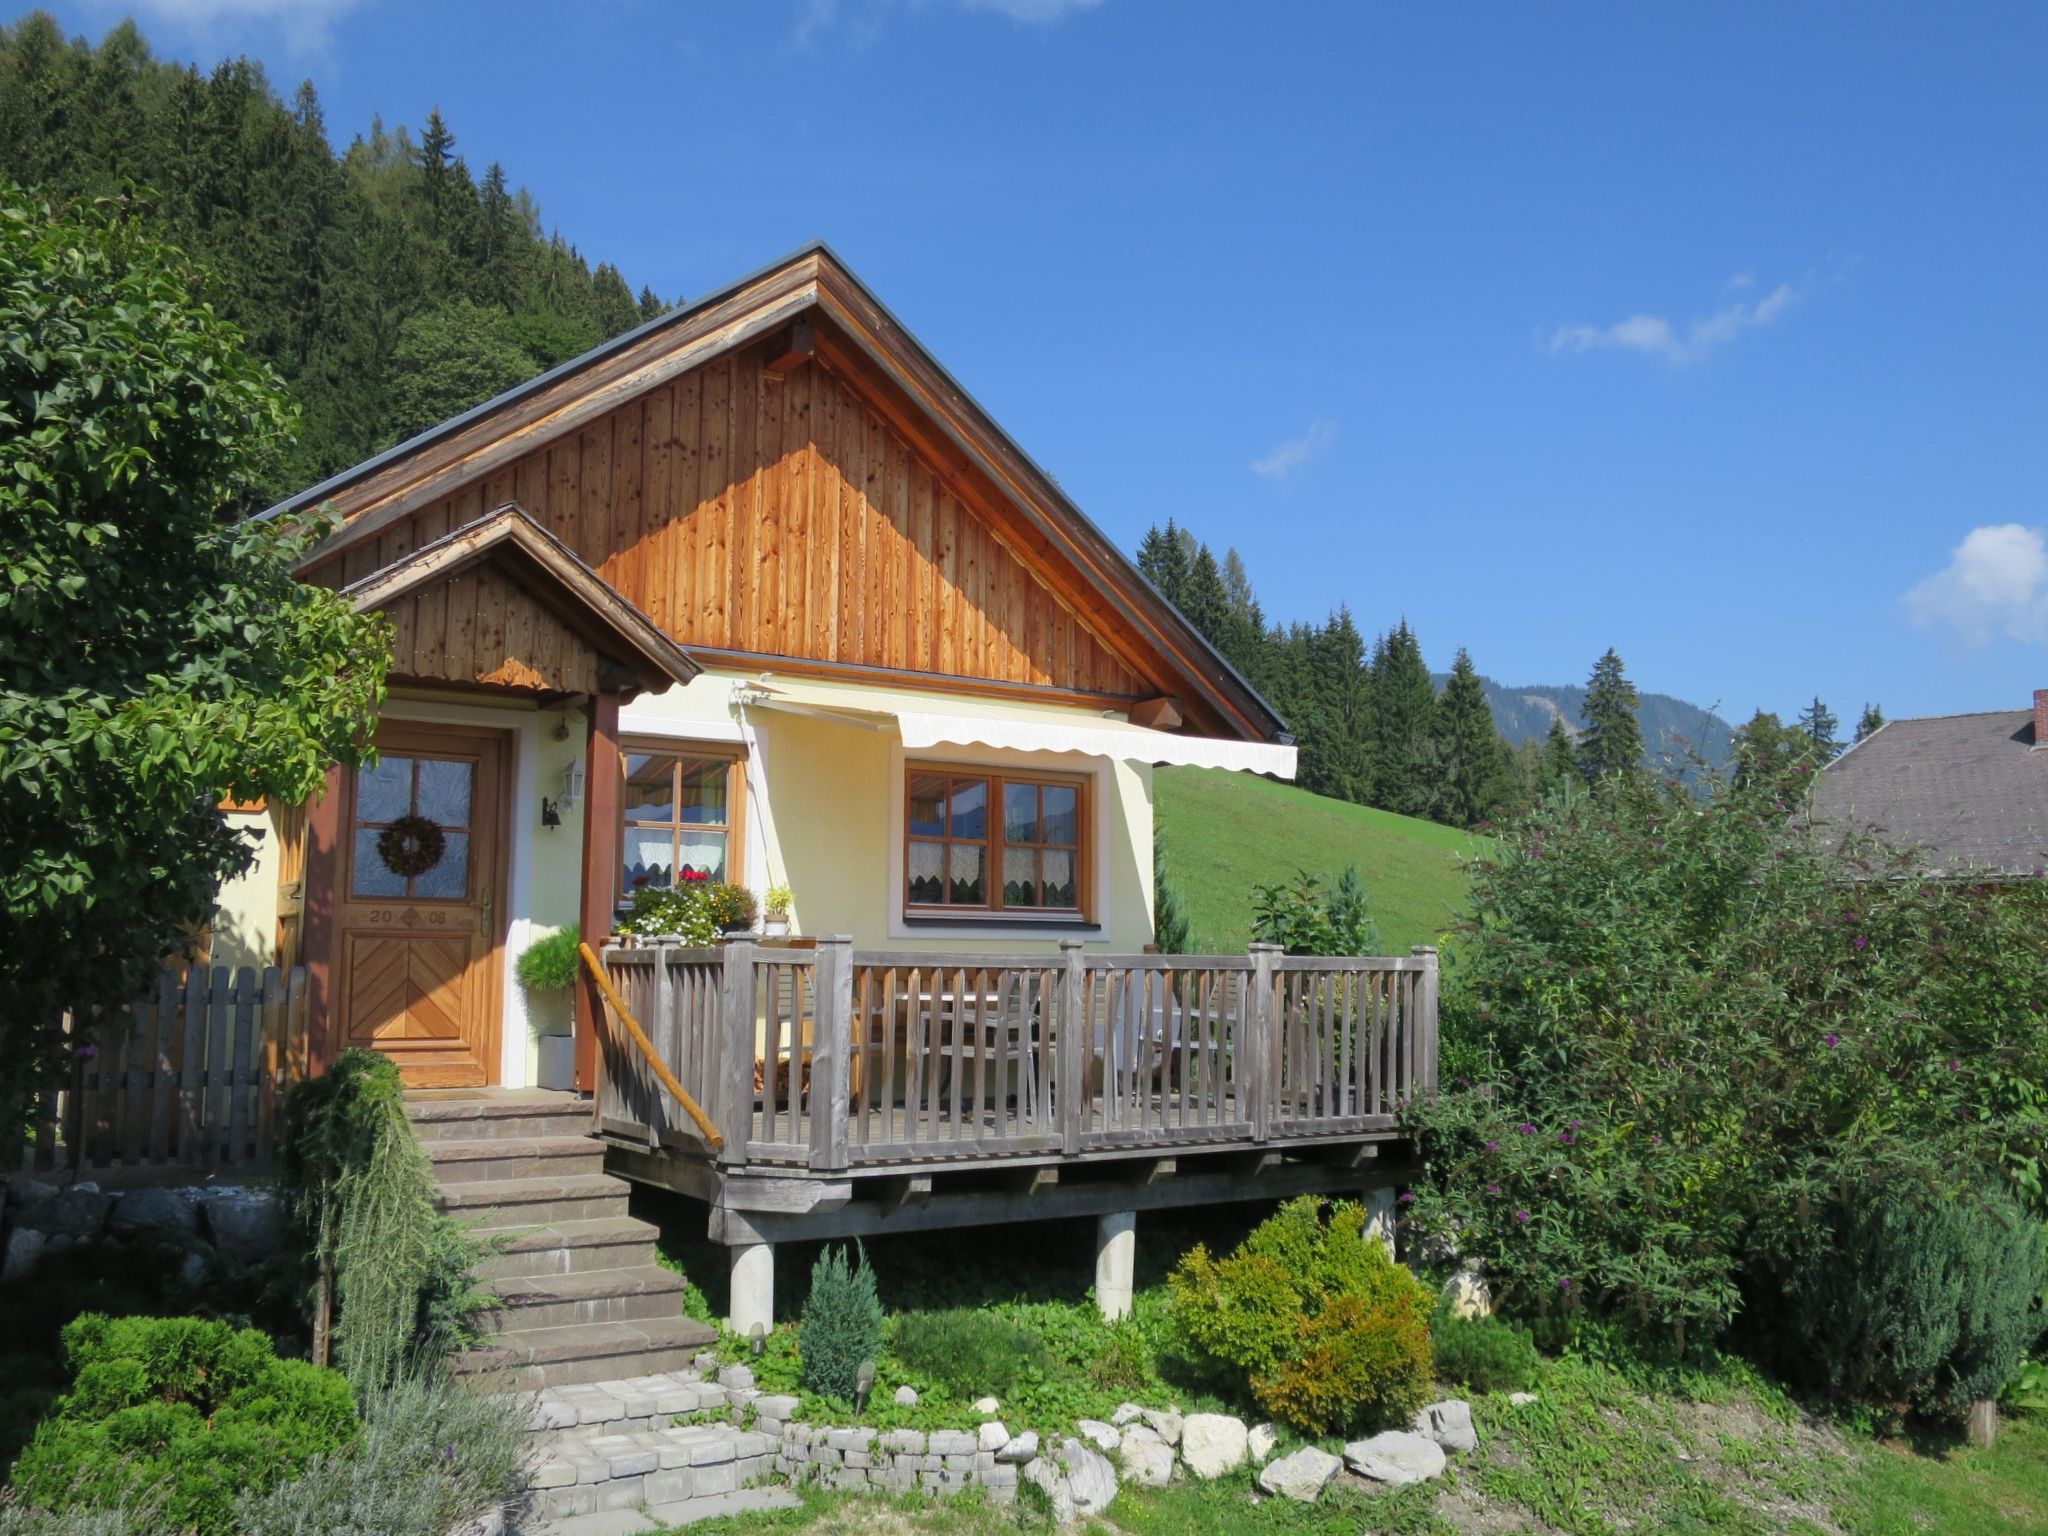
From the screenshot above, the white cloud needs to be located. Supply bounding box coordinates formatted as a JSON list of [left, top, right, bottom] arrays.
[[1252, 418, 1336, 479], [1547, 281, 1798, 367], [1904, 524, 2048, 645], [955, 0, 1104, 17], [797, 0, 1101, 44], [106, 0, 363, 53]]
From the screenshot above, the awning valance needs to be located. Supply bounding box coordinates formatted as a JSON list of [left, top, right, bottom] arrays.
[[740, 680, 1297, 779]]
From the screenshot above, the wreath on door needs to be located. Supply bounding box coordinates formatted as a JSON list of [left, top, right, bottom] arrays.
[[377, 814, 447, 878]]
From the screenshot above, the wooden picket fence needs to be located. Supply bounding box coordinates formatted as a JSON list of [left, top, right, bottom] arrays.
[[20, 965, 311, 1178]]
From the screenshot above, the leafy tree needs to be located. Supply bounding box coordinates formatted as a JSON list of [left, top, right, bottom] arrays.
[[0, 188, 388, 1125], [1730, 709, 1815, 794], [1854, 701, 1885, 743], [1369, 621, 1437, 817], [382, 298, 541, 447], [1796, 695, 1840, 761], [1434, 648, 1511, 827], [1576, 648, 1643, 781]]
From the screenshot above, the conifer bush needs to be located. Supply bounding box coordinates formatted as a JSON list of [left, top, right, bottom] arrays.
[[9, 1315, 358, 1536], [1430, 1302, 1542, 1394], [1782, 1183, 2047, 1419], [1169, 1196, 1433, 1434], [799, 1244, 883, 1403]]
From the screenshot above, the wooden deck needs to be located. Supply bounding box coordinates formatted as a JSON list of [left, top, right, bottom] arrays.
[[592, 938, 1435, 1242]]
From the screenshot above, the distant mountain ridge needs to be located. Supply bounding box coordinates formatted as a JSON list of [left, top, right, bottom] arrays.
[[1433, 674, 1736, 772]]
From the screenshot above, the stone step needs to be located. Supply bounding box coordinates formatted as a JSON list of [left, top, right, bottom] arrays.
[[428, 1135, 606, 1185], [528, 1486, 801, 1536], [525, 1371, 734, 1437], [438, 1175, 630, 1230], [407, 1091, 592, 1143], [491, 1265, 686, 1331], [454, 1316, 718, 1391], [527, 1424, 780, 1523], [480, 1217, 662, 1280]]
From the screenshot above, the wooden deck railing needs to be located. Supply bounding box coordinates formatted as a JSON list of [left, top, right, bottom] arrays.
[[595, 938, 1438, 1171], [20, 964, 311, 1177]]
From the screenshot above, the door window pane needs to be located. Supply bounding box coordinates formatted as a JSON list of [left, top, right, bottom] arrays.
[[416, 758, 473, 827], [410, 832, 470, 899], [351, 828, 407, 897], [675, 829, 727, 881], [356, 757, 411, 824]]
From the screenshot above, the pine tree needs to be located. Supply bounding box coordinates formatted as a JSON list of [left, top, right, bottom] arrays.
[[1369, 622, 1437, 817], [1854, 703, 1885, 742], [1136, 520, 1192, 609], [1797, 696, 1840, 761], [1307, 609, 1373, 803], [1539, 719, 1579, 797], [1178, 542, 1231, 648], [1577, 649, 1644, 781], [1434, 648, 1508, 827], [1152, 836, 1194, 954]]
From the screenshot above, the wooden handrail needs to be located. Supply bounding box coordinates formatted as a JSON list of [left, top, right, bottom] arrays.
[[579, 942, 724, 1149]]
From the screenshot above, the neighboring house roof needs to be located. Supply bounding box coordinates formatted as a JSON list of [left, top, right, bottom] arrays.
[[1810, 708, 2048, 878], [342, 503, 700, 697], [265, 242, 1286, 745]]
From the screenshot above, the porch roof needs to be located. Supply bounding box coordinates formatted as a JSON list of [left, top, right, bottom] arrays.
[[737, 677, 1298, 778], [342, 504, 700, 698]]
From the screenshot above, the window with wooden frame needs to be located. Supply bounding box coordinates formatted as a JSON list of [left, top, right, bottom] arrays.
[[619, 745, 745, 901], [905, 766, 1088, 918]]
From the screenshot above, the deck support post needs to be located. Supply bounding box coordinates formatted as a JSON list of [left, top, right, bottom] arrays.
[[729, 1240, 775, 1337], [1247, 943, 1282, 1139], [1095, 1210, 1136, 1321], [1364, 1184, 1397, 1260]]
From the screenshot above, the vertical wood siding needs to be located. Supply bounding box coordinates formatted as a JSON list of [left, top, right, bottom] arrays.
[[336, 349, 1147, 697]]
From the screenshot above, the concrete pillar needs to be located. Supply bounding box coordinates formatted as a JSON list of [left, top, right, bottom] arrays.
[[1364, 1185, 1397, 1260], [728, 1242, 775, 1337], [1095, 1211, 1136, 1321]]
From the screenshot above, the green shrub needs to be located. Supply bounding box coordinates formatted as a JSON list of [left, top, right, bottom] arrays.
[[888, 1308, 1050, 1401], [1430, 1302, 1541, 1394], [279, 1049, 494, 1393], [9, 1315, 358, 1536], [799, 1244, 883, 1403], [1250, 866, 1379, 956], [1169, 1196, 1433, 1434], [514, 926, 582, 992], [1782, 1184, 2047, 1419], [615, 883, 718, 944], [235, 1371, 526, 1536], [704, 881, 758, 932]]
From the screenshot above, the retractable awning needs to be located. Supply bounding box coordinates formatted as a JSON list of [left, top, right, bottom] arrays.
[[739, 679, 1297, 779]]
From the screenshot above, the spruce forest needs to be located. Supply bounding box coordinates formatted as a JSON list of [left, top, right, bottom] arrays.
[[0, 12, 663, 502]]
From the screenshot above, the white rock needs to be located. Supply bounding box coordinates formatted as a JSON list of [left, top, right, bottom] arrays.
[[1412, 1398, 1477, 1454], [1258, 1445, 1342, 1502], [1021, 1457, 1074, 1523], [1180, 1413, 1249, 1479], [1118, 1432, 1175, 1488], [1440, 1269, 1492, 1320], [1055, 1437, 1119, 1514], [1, 1227, 46, 1284], [1343, 1430, 1446, 1485], [1246, 1422, 1278, 1464], [979, 1420, 1011, 1453], [1139, 1407, 1183, 1445], [1075, 1418, 1121, 1453], [892, 1385, 919, 1407], [996, 1430, 1039, 1464], [1508, 1392, 1539, 1407], [972, 1395, 1001, 1415], [1111, 1402, 1145, 1426]]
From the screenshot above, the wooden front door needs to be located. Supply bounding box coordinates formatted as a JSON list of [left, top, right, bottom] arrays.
[[334, 722, 510, 1086]]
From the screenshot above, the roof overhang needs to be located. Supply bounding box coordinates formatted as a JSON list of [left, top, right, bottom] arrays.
[[737, 678, 1297, 778], [343, 504, 700, 697], [265, 243, 1288, 748]]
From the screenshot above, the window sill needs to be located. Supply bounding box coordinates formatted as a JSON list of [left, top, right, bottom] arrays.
[[900, 913, 1102, 933]]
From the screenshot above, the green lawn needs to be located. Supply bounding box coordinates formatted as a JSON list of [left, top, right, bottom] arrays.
[[1153, 766, 1483, 953]]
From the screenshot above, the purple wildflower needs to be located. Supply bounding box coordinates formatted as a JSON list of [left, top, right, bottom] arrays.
[[1947, 1060, 1959, 1072], [1558, 1130, 1576, 1145], [1515, 1122, 1537, 1135], [1559, 1277, 1572, 1292], [1486, 1183, 1501, 1195], [1484, 1141, 1499, 1152], [1514, 1208, 1531, 1225], [1853, 936, 1868, 951], [1826, 1033, 1840, 1049], [1398, 1191, 1417, 1204], [1569, 1118, 1583, 1129]]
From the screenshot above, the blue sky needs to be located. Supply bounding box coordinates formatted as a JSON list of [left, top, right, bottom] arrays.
[[40, 0, 2048, 724]]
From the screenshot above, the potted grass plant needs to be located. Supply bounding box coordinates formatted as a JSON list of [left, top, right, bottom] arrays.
[[515, 925, 581, 1090], [762, 884, 792, 938]]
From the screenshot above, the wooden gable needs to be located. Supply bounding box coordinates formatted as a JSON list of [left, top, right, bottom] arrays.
[[335, 505, 699, 699], [285, 247, 1285, 741]]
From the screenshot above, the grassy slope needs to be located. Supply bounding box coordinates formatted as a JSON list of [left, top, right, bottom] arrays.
[[1153, 766, 1483, 953]]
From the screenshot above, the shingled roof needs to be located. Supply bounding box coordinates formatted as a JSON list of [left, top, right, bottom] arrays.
[[1810, 705, 2048, 878]]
